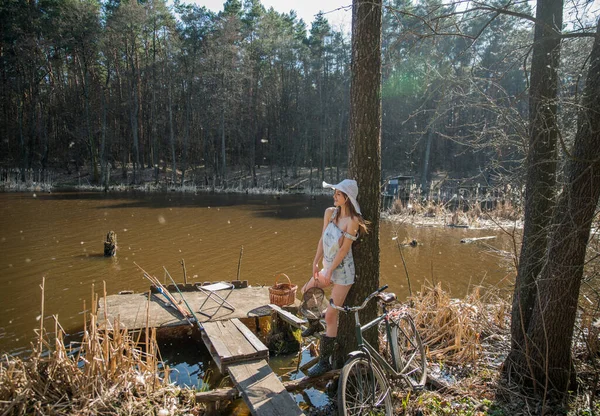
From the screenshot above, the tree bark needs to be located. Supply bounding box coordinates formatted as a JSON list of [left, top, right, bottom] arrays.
[[336, 0, 382, 362], [168, 76, 177, 185], [151, 20, 159, 184], [130, 44, 141, 185], [221, 108, 226, 187], [100, 86, 108, 189], [180, 79, 191, 187], [421, 127, 434, 196], [504, 0, 563, 381], [524, 17, 600, 402], [82, 63, 98, 183]]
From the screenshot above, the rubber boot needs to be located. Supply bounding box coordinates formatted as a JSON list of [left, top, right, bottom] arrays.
[[307, 335, 335, 377], [301, 319, 324, 338]]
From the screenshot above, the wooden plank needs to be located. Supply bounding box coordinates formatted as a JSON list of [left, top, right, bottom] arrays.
[[202, 320, 268, 373], [218, 320, 257, 357], [203, 320, 256, 359], [228, 360, 304, 416], [202, 322, 234, 359], [201, 332, 224, 372], [231, 318, 269, 355], [268, 304, 308, 328]]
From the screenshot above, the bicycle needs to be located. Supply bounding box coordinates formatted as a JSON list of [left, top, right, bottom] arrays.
[[329, 285, 427, 415]]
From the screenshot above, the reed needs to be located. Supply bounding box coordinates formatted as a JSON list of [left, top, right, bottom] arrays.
[[387, 196, 523, 226], [0, 280, 203, 415], [406, 282, 510, 365]]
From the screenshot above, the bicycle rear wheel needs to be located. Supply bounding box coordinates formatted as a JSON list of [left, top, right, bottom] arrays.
[[337, 357, 392, 416], [382, 315, 427, 388]]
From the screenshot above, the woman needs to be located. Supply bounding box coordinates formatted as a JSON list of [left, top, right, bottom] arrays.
[[301, 179, 368, 377]]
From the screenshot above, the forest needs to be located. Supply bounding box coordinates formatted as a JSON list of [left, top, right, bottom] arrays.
[[1, 0, 596, 194], [1, 0, 600, 413]]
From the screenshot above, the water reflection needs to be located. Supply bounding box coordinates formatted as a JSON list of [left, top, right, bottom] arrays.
[[159, 335, 215, 389]]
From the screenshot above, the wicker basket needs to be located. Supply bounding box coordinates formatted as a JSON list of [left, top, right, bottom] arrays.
[[269, 273, 298, 307]]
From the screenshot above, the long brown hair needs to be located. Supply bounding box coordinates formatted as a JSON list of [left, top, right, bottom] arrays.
[[335, 192, 369, 236]]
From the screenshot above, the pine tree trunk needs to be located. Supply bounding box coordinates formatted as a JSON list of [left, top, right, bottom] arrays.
[[168, 79, 176, 185], [130, 53, 140, 185], [420, 128, 433, 196], [100, 87, 108, 188]]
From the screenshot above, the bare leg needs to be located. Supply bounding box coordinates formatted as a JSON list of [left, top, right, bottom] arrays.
[[324, 283, 352, 337]]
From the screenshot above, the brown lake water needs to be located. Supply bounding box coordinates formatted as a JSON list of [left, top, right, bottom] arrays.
[[0, 191, 516, 357]]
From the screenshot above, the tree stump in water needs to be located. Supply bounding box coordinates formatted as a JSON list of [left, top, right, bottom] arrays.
[[267, 313, 301, 355], [104, 231, 117, 257]]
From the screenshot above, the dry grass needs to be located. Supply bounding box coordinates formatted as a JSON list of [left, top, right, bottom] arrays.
[[0, 280, 204, 416], [484, 200, 521, 222], [376, 283, 512, 415], [387, 283, 600, 415], [388, 197, 523, 228], [406, 283, 510, 366]]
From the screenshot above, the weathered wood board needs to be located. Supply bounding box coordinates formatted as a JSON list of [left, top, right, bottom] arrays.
[[97, 286, 300, 331], [268, 304, 308, 328], [228, 359, 305, 416], [201, 318, 269, 373]]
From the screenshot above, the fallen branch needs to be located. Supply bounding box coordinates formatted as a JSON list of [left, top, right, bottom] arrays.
[[460, 236, 496, 244], [190, 366, 457, 404], [193, 369, 341, 402]]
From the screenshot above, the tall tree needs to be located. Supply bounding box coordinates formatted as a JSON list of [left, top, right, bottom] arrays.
[[59, 0, 102, 183], [504, 0, 563, 386], [508, 17, 600, 404], [240, 0, 264, 186], [337, 0, 383, 359], [308, 13, 331, 183]]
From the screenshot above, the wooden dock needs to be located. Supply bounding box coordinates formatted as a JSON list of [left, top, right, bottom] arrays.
[[98, 285, 305, 415], [97, 285, 300, 330]]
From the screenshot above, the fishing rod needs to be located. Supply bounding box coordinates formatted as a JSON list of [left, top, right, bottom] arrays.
[[140, 272, 172, 307], [143, 271, 192, 321], [135, 262, 182, 309], [151, 274, 193, 320], [134, 262, 192, 320], [136, 264, 177, 306], [163, 267, 203, 331]]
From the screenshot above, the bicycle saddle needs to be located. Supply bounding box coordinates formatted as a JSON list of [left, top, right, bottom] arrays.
[[377, 292, 397, 303]]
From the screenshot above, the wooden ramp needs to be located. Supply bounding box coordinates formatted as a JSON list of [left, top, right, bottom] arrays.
[[201, 318, 269, 373], [201, 318, 304, 415], [228, 360, 305, 416]]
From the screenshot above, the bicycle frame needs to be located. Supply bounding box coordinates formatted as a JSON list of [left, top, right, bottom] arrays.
[[336, 286, 426, 415], [351, 304, 405, 381]]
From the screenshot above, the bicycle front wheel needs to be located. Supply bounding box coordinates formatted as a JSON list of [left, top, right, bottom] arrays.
[[337, 357, 393, 416], [385, 315, 427, 389]]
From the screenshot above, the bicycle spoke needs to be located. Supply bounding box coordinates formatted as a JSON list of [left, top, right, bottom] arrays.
[[380, 315, 427, 389], [338, 357, 392, 416]]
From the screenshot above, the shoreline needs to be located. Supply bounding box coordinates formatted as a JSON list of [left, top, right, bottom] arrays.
[[1, 167, 525, 231]]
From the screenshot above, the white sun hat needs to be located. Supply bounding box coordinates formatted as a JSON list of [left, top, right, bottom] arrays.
[[322, 179, 361, 215]]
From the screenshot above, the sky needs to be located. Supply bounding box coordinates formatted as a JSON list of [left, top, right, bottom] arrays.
[[186, 1, 600, 34], [189, 0, 353, 32]]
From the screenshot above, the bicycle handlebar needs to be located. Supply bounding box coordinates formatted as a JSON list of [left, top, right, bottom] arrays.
[[329, 284, 389, 313]]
